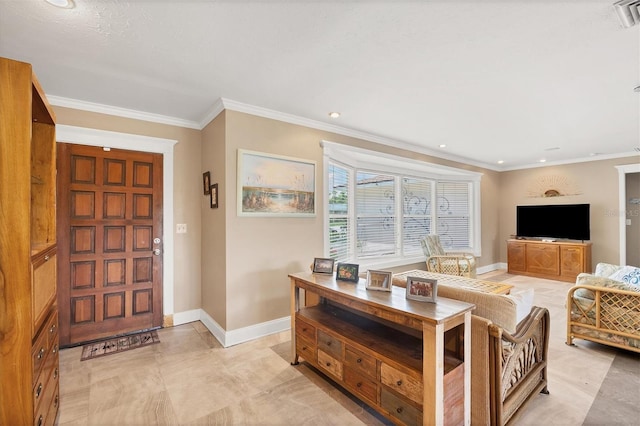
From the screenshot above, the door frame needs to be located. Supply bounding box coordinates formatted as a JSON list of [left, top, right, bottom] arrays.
[[616, 163, 640, 266], [57, 125, 177, 318]]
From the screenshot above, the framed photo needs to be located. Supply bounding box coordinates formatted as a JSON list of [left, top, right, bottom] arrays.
[[406, 276, 437, 302], [237, 149, 316, 217], [203, 171, 211, 195], [312, 257, 335, 274], [210, 183, 219, 209], [366, 270, 392, 292], [336, 263, 359, 282]]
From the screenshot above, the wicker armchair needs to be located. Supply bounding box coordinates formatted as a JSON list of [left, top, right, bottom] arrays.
[[567, 263, 640, 353], [420, 234, 477, 278]]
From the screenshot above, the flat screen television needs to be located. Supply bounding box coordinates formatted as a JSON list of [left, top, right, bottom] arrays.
[[516, 203, 590, 241]]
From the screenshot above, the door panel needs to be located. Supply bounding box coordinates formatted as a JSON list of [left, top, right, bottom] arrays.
[[57, 143, 163, 347]]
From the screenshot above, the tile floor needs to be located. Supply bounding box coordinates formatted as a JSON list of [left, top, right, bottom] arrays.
[[57, 271, 638, 425]]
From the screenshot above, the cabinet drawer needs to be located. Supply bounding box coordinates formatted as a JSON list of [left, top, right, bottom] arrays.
[[32, 330, 49, 384], [344, 369, 378, 404], [295, 316, 316, 342], [33, 356, 59, 426], [345, 345, 377, 379], [44, 310, 58, 349], [317, 349, 343, 380], [31, 249, 57, 334], [380, 363, 423, 405], [296, 336, 317, 364], [317, 329, 342, 359], [381, 387, 422, 426], [45, 383, 59, 426]]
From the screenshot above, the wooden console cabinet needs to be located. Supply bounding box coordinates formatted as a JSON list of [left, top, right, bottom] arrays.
[[507, 239, 591, 282], [0, 57, 59, 425], [289, 272, 474, 425]]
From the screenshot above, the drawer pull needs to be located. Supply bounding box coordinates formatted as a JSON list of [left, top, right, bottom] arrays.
[[302, 346, 307, 351], [37, 348, 45, 360], [54, 395, 59, 407], [49, 324, 56, 334], [326, 341, 331, 346], [325, 362, 331, 367], [52, 345, 58, 354], [44, 255, 50, 261], [356, 382, 362, 388], [396, 380, 403, 386], [356, 358, 362, 363], [396, 407, 404, 414], [54, 368, 58, 379], [36, 383, 43, 399], [302, 327, 307, 332], [37, 415, 43, 426]]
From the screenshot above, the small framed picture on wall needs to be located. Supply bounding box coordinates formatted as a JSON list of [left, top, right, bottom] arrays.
[[210, 183, 219, 209], [203, 171, 211, 195]]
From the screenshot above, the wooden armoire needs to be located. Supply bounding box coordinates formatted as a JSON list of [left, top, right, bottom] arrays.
[[0, 57, 60, 425]]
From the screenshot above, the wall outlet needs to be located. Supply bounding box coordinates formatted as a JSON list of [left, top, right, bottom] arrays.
[[176, 223, 187, 234]]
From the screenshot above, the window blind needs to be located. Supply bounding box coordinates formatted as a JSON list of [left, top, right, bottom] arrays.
[[328, 163, 350, 262], [436, 181, 471, 249], [355, 172, 396, 258]]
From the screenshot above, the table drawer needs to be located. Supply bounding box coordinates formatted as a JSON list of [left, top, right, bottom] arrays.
[[345, 345, 377, 379], [296, 335, 317, 364], [317, 349, 343, 380], [345, 368, 378, 404], [317, 329, 342, 359], [380, 363, 423, 405], [381, 387, 422, 426], [296, 316, 316, 342]]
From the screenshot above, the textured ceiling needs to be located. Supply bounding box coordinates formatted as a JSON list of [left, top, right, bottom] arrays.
[[1, 0, 638, 169]]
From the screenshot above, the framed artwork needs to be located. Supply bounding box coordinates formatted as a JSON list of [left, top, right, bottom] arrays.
[[336, 263, 359, 282], [406, 276, 437, 302], [237, 149, 316, 217], [203, 171, 211, 195], [366, 270, 392, 292], [210, 183, 219, 209], [312, 257, 335, 274]]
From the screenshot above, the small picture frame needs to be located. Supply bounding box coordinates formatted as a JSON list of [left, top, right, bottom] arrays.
[[312, 257, 335, 274], [366, 270, 392, 292], [336, 263, 359, 282], [406, 276, 437, 302], [210, 183, 219, 209], [203, 171, 211, 195]]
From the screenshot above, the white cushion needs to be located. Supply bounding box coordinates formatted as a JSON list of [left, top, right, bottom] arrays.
[[505, 288, 535, 324], [608, 266, 640, 286]]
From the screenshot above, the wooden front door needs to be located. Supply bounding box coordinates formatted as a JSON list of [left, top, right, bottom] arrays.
[[57, 143, 163, 346]]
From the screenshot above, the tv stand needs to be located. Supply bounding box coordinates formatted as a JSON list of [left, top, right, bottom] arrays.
[[507, 239, 592, 282]]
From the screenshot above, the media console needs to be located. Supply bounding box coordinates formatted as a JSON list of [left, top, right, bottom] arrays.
[[289, 272, 475, 425], [507, 239, 592, 282]]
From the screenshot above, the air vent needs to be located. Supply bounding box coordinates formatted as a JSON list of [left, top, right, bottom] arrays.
[[614, 0, 640, 28]]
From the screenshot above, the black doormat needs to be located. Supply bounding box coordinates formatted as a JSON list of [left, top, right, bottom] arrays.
[[80, 330, 160, 361]]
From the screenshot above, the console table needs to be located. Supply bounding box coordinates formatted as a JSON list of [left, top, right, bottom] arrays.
[[289, 272, 475, 425], [507, 239, 592, 282]]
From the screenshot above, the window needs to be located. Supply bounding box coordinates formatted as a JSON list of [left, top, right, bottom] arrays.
[[324, 141, 481, 268]]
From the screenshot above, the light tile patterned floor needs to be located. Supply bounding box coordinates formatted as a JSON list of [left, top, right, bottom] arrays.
[[57, 271, 638, 425]]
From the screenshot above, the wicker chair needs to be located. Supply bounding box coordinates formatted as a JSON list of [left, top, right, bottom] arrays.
[[420, 234, 477, 278], [567, 263, 640, 353]]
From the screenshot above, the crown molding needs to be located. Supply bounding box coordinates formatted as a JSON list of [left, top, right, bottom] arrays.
[[499, 151, 640, 171], [47, 95, 201, 129], [213, 97, 501, 171]]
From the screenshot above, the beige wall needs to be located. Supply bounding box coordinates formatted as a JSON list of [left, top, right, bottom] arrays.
[[498, 157, 640, 268], [53, 106, 203, 314], [201, 112, 227, 328], [626, 173, 640, 266], [219, 110, 499, 331]]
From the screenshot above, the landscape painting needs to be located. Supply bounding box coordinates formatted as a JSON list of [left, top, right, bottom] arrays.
[[238, 149, 316, 217]]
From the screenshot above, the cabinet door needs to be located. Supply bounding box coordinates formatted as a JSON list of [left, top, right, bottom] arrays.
[[526, 244, 559, 276], [31, 248, 57, 335], [507, 242, 526, 273], [560, 245, 584, 280]]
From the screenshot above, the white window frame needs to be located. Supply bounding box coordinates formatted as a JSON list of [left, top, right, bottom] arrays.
[[323, 140, 482, 270]]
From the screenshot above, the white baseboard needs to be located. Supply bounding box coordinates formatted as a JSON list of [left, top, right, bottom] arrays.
[[477, 262, 507, 275], [172, 308, 291, 348]]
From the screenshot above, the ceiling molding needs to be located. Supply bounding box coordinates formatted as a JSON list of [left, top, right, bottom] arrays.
[[215, 97, 502, 171], [499, 151, 640, 172], [48, 95, 201, 130]]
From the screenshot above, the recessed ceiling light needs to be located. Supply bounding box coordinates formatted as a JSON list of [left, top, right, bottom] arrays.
[[539, 159, 547, 163], [497, 160, 504, 164], [439, 144, 447, 148], [45, 0, 75, 8], [328, 112, 340, 119]]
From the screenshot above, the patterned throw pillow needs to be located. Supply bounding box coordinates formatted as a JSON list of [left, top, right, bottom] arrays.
[[609, 266, 640, 286]]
